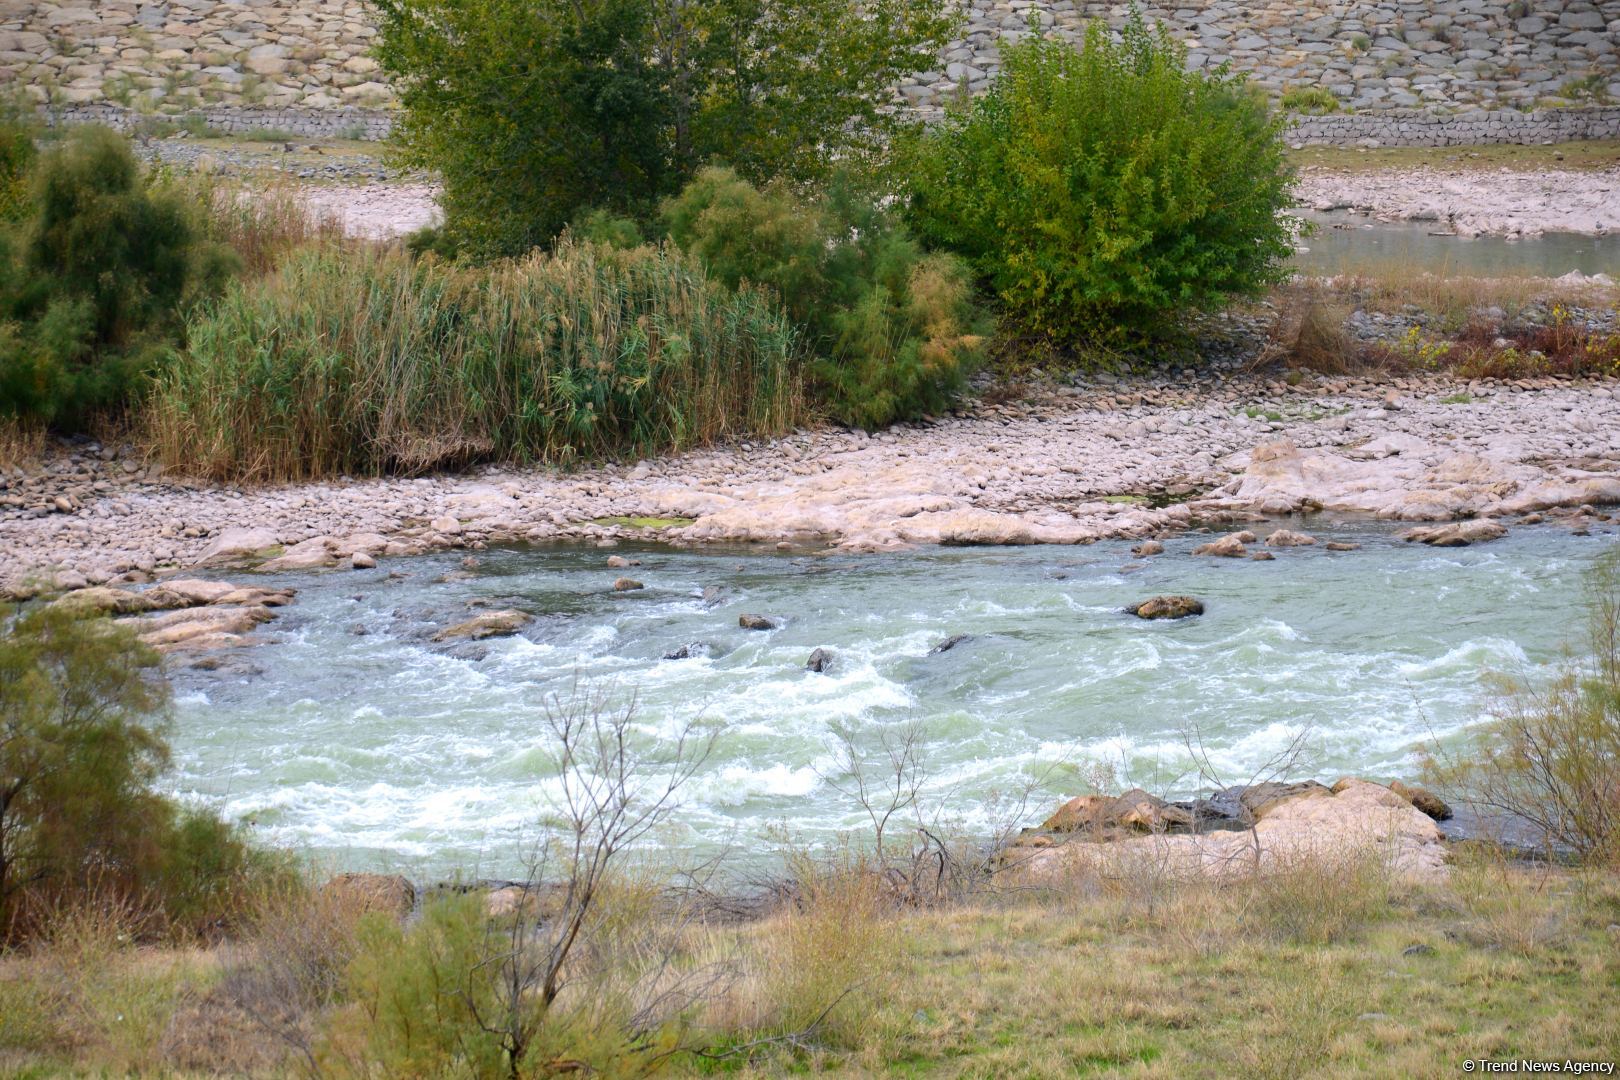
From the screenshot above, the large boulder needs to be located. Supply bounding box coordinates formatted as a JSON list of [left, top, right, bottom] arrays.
[[1130, 595, 1204, 620], [193, 527, 280, 568], [738, 613, 779, 630]]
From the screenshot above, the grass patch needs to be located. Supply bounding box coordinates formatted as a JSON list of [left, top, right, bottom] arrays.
[[1289, 138, 1620, 173], [1100, 495, 1149, 505], [592, 516, 697, 529], [1440, 392, 1474, 404]]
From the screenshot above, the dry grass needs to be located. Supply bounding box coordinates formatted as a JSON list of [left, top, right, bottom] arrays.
[[3, 856, 1617, 1077], [1289, 138, 1620, 174], [0, 415, 44, 469], [1271, 275, 1620, 379]]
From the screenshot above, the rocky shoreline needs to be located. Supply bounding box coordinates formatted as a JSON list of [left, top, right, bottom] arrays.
[[1295, 163, 1620, 237], [4, 370, 1617, 603]]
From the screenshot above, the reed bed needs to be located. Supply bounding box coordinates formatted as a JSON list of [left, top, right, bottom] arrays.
[[149, 239, 805, 480]]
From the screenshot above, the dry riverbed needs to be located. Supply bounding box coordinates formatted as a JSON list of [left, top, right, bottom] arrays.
[[5, 371, 1618, 599]]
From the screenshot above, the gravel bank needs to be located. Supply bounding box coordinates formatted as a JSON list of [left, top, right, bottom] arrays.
[[5, 372, 1618, 593]]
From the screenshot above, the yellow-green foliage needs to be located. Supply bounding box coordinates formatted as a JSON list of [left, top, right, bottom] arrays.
[[0, 605, 277, 946], [903, 11, 1295, 346], [149, 237, 805, 480], [664, 167, 981, 428]]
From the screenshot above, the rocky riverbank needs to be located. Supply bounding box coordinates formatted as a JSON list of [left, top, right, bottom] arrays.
[[4, 370, 1618, 597]]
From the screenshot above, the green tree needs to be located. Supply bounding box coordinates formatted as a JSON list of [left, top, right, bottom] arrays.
[[372, 0, 671, 259], [371, 0, 957, 258], [902, 11, 1295, 347]]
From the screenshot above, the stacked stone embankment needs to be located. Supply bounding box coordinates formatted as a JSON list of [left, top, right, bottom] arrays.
[[3, 0, 1617, 144]]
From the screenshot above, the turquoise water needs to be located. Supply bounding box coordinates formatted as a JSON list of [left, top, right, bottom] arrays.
[[165, 521, 1617, 878]]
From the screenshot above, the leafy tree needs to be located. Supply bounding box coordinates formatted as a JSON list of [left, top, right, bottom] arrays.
[[371, 0, 958, 258], [902, 11, 1295, 347], [372, 0, 671, 259]]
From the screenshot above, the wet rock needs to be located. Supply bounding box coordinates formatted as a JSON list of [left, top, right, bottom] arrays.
[[1399, 520, 1508, 547], [606, 555, 629, 569], [1129, 595, 1204, 620], [1192, 533, 1248, 557], [1131, 540, 1165, 557], [433, 609, 531, 641], [806, 647, 833, 673], [322, 873, 415, 920], [700, 585, 724, 605], [612, 577, 644, 591], [1111, 788, 1196, 833], [1265, 529, 1317, 547], [351, 552, 377, 570], [1390, 780, 1452, 821], [663, 642, 709, 660], [1241, 780, 1334, 820], [193, 526, 279, 568], [929, 633, 974, 654], [1325, 541, 1361, 551], [1250, 550, 1275, 561], [738, 613, 778, 630]]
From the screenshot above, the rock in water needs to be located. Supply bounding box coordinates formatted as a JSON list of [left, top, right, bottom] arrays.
[[1131, 540, 1165, 556], [929, 633, 974, 654], [612, 577, 644, 591], [1389, 780, 1452, 821], [1192, 533, 1248, 557], [1130, 595, 1204, 620], [806, 647, 833, 673], [1399, 520, 1508, 547], [663, 642, 708, 660], [433, 609, 531, 641], [738, 613, 778, 630], [351, 552, 377, 569], [1265, 529, 1317, 547]]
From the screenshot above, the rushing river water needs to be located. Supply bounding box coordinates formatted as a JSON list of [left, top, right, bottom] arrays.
[[167, 521, 1615, 879]]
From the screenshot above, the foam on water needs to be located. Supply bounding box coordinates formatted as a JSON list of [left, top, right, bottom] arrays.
[[165, 523, 1618, 876]]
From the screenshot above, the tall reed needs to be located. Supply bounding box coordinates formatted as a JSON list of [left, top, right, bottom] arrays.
[[149, 239, 805, 480]]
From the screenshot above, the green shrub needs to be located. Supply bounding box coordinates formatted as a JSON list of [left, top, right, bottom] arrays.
[[0, 105, 36, 223], [1279, 86, 1341, 114], [373, 0, 956, 258], [663, 167, 981, 428], [0, 126, 237, 427], [150, 238, 804, 480], [902, 12, 1295, 347], [0, 604, 272, 945]]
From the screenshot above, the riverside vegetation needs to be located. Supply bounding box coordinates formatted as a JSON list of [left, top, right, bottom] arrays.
[[0, 554, 1618, 1076], [2, 3, 1302, 473]]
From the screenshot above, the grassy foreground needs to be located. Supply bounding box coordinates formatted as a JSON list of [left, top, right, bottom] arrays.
[[1, 852, 1615, 1078]]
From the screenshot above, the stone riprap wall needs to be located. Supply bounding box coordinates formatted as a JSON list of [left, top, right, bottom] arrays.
[[0, 0, 386, 111], [903, 0, 1620, 112], [1289, 105, 1620, 144], [2, 0, 1618, 129]]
